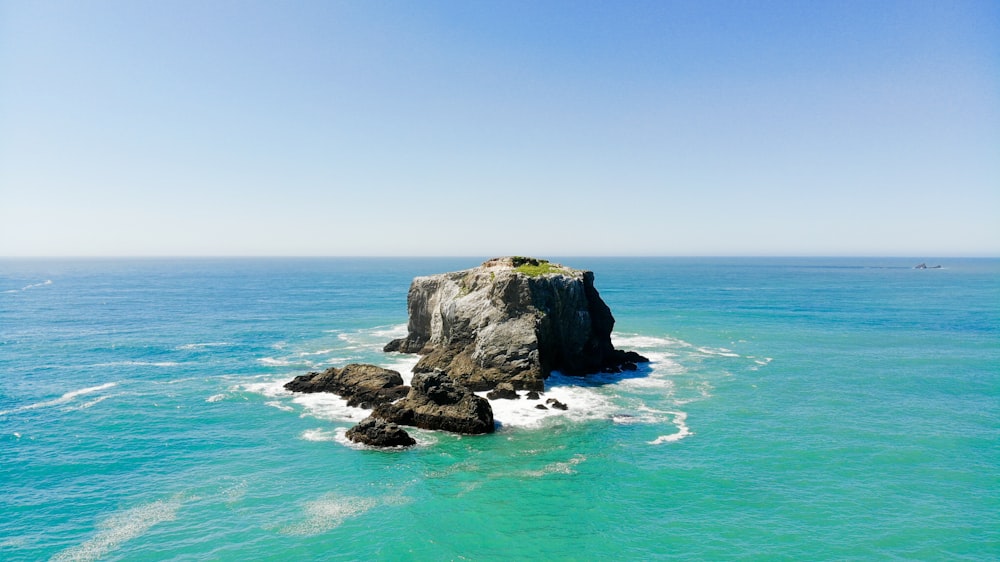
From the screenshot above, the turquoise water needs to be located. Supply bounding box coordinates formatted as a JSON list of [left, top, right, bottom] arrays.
[[2, 258, 997, 560]]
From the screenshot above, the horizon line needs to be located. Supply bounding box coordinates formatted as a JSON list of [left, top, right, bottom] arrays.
[[1, 254, 997, 260]]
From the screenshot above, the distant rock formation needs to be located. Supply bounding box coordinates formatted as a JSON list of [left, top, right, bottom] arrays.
[[384, 257, 648, 391], [282, 257, 648, 447], [283, 364, 408, 409], [372, 371, 495, 435]]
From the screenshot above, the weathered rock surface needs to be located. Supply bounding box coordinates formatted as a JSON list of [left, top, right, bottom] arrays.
[[486, 382, 519, 400], [373, 371, 495, 434], [384, 257, 649, 391], [283, 364, 408, 409], [345, 416, 416, 447]]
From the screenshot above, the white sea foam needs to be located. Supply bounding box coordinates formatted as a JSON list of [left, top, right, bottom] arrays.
[[265, 400, 295, 412], [0, 536, 28, 548], [618, 375, 676, 392], [205, 393, 227, 403], [298, 348, 337, 357], [292, 392, 369, 422], [484, 377, 617, 430], [220, 480, 248, 504], [93, 361, 179, 368], [694, 346, 741, 358], [257, 357, 295, 367], [176, 342, 230, 350], [301, 428, 340, 442], [612, 333, 686, 349], [280, 493, 379, 536], [50, 496, 183, 562], [383, 356, 419, 385], [371, 324, 408, 339], [518, 454, 587, 478], [648, 411, 692, 445], [0, 382, 118, 416], [64, 394, 117, 411], [237, 379, 291, 399], [10, 279, 54, 292]]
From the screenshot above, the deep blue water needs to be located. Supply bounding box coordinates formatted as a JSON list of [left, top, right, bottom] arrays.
[[1, 257, 997, 560]]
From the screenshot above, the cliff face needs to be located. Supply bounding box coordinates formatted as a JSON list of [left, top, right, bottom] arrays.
[[384, 257, 647, 391]]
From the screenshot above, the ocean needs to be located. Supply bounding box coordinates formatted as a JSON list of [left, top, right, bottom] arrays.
[[1, 257, 997, 560]]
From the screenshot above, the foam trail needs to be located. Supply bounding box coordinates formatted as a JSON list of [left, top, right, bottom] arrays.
[[648, 411, 692, 445], [298, 348, 337, 357], [50, 496, 182, 562], [21, 280, 53, 291], [64, 394, 116, 411], [92, 361, 179, 368], [517, 454, 587, 478], [280, 493, 379, 536], [176, 342, 230, 350], [0, 382, 118, 416], [695, 346, 740, 358], [257, 357, 296, 367]]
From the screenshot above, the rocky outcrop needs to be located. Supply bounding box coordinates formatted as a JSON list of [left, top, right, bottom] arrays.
[[345, 417, 416, 447], [384, 257, 648, 391], [283, 364, 408, 409], [486, 382, 519, 400], [373, 371, 495, 434]]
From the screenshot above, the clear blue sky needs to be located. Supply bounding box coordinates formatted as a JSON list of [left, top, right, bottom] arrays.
[[1, 0, 997, 257]]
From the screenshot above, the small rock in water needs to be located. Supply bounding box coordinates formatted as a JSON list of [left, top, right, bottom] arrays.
[[545, 398, 568, 410], [345, 416, 416, 448]]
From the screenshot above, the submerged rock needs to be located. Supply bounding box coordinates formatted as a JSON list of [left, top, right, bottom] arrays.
[[283, 364, 408, 409], [373, 371, 495, 435], [384, 257, 649, 391], [345, 416, 416, 447]]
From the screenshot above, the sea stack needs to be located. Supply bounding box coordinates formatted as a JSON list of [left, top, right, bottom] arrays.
[[384, 257, 648, 391]]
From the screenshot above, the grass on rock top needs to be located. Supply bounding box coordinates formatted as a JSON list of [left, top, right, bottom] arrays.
[[513, 258, 568, 277]]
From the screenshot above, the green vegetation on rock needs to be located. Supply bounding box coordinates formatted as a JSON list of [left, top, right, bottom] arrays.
[[512, 257, 566, 277]]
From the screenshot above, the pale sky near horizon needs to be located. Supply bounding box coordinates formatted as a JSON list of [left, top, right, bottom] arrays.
[[1, 0, 997, 257]]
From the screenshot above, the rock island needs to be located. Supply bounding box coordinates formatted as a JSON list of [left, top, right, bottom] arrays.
[[285, 257, 648, 447]]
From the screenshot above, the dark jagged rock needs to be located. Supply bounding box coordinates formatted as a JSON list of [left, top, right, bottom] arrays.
[[546, 398, 568, 410], [384, 257, 649, 391], [526, 390, 541, 400], [373, 371, 494, 435], [345, 416, 416, 447], [535, 404, 549, 410], [284, 364, 408, 409], [486, 382, 519, 400]]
